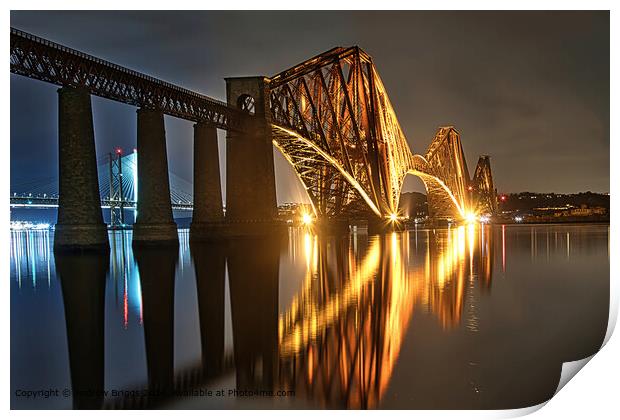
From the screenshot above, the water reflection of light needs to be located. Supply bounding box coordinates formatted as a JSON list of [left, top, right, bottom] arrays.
[[378, 232, 415, 402], [123, 274, 129, 329], [137, 276, 143, 325], [468, 224, 475, 271], [502, 225, 506, 272], [10, 230, 53, 290], [303, 232, 313, 271], [279, 237, 381, 356], [279, 224, 493, 408], [110, 231, 143, 328], [434, 226, 466, 293], [481, 223, 485, 257]]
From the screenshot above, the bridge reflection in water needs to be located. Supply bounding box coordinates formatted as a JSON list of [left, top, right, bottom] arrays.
[[279, 225, 492, 408], [11, 225, 493, 409], [11, 225, 609, 409]]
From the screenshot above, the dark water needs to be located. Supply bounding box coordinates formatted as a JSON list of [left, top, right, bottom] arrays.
[[10, 224, 609, 409]]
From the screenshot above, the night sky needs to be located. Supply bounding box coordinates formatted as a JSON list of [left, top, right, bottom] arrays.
[[10, 11, 610, 203]]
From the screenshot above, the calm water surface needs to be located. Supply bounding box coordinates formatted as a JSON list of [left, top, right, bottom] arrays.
[[10, 224, 609, 409]]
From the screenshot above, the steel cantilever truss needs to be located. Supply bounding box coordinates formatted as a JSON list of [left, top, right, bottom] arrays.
[[10, 28, 247, 130], [419, 127, 470, 219], [471, 155, 498, 215], [268, 47, 496, 220]]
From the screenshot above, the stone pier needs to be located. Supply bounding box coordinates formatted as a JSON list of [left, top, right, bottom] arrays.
[[132, 108, 178, 245], [54, 87, 109, 250], [223, 77, 285, 237], [189, 123, 224, 241]]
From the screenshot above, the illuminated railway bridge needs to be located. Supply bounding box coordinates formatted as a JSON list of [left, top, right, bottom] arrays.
[[10, 28, 497, 249], [269, 48, 497, 222]]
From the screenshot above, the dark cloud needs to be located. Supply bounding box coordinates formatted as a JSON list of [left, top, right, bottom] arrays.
[[10, 11, 609, 198]]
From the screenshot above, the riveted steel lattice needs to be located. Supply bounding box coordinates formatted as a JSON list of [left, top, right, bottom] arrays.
[[421, 127, 470, 219], [471, 155, 498, 215], [268, 47, 416, 218], [268, 47, 492, 221], [10, 28, 248, 130]]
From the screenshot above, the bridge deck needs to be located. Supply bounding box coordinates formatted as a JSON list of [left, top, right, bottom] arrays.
[[10, 27, 248, 131]]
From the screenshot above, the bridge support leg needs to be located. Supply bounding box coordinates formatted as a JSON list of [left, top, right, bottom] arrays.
[[189, 123, 224, 241], [54, 87, 109, 250], [132, 108, 178, 245], [223, 77, 285, 237]]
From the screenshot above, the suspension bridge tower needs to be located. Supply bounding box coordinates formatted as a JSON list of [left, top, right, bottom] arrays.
[[108, 148, 125, 229]]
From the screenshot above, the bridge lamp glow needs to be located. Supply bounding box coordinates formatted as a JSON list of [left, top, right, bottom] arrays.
[[464, 211, 477, 224], [302, 213, 313, 226], [389, 213, 398, 223]]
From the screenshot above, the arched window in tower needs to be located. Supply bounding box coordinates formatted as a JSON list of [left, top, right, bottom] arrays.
[[237, 94, 256, 115]]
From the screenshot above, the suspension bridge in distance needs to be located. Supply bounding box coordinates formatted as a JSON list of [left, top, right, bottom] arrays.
[[10, 150, 195, 226]]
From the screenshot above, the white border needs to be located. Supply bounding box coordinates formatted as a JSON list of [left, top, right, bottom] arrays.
[[2, 2, 617, 419]]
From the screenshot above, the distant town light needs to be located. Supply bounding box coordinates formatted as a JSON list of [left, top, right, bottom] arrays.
[[500, 195, 507, 201], [10, 221, 50, 231]]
